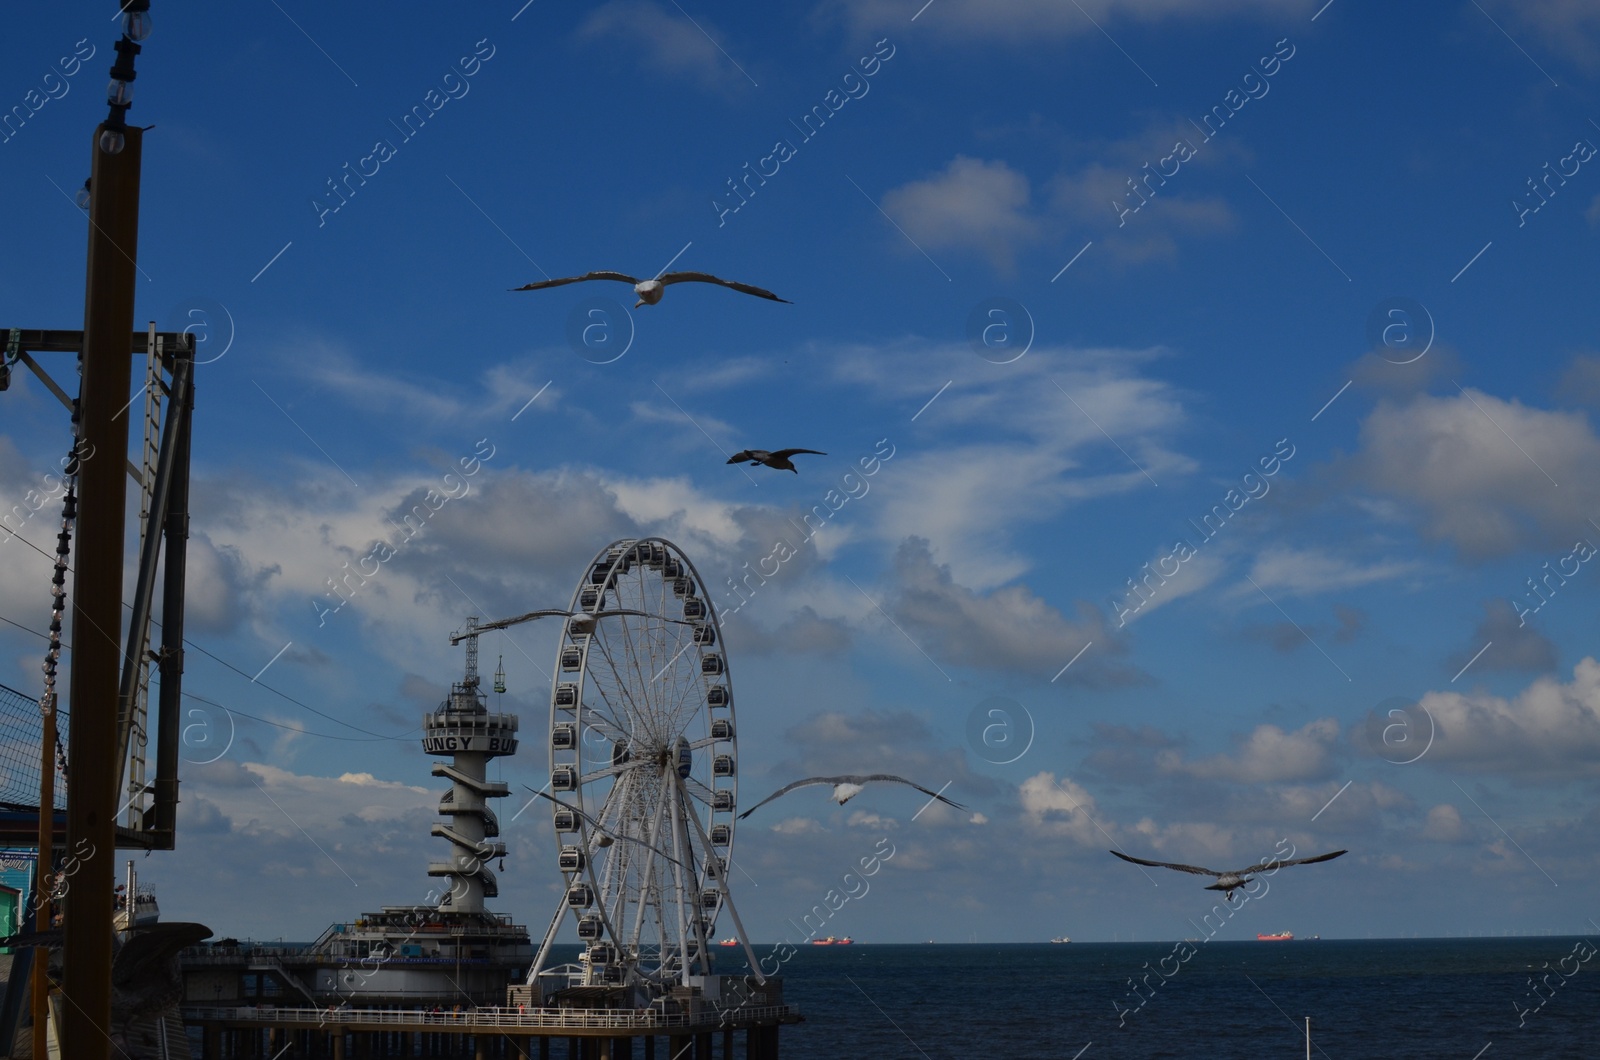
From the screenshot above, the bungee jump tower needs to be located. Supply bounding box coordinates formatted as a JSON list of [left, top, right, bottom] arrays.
[[425, 618, 518, 912]]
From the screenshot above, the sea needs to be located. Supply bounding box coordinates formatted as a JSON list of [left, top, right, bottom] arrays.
[[759, 939, 1600, 1059]]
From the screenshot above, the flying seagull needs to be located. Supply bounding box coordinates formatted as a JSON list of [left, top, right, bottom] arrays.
[[512, 271, 792, 308], [739, 775, 965, 819], [1109, 848, 1347, 902], [727, 448, 826, 473], [522, 786, 685, 866], [450, 608, 692, 644]]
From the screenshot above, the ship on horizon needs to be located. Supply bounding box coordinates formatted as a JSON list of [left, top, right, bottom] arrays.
[[1257, 931, 1294, 941]]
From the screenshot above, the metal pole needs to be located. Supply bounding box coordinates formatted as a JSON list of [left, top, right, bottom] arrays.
[[153, 345, 192, 842], [117, 350, 190, 802], [63, 121, 143, 1060]]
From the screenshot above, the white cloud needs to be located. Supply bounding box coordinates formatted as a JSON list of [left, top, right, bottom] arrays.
[[1485, 0, 1600, 71], [627, 400, 740, 441], [578, 1, 750, 90], [845, 810, 899, 830], [1350, 390, 1600, 558], [1114, 546, 1229, 623], [770, 816, 827, 835], [879, 157, 1038, 271], [1156, 718, 1339, 784], [297, 344, 559, 424], [828, 341, 1196, 590], [824, 0, 1307, 43], [1420, 658, 1600, 777], [883, 537, 1139, 683], [1422, 804, 1468, 843], [1241, 546, 1421, 597], [1018, 772, 1107, 845], [210, 761, 434, 833], [1243, 780, 1409, 829]]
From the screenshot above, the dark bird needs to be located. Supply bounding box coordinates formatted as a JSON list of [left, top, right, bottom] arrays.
[[512, 270, 791, 308], [739, 775, 965, 819], [1109, 848, 1347, 902], [727, 448, 826, 473]]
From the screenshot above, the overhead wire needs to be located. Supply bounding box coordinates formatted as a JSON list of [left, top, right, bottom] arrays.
[[1, 521, 425, 739], [0, 604, 422, 744]]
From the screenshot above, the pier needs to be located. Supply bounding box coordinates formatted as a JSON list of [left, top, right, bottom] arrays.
[[183, 1002, 800, 1059]]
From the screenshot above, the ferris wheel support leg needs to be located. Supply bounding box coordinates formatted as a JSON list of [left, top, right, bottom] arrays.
[[576, 814, 629, 985], [664, 771, 695, 987], [673, 792, 715, 977], [676, 777, 766, 985], [527, 892, 571, 988]]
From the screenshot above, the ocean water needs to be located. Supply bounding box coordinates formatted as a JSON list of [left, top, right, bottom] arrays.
[[763, 939, 1600, 1059]]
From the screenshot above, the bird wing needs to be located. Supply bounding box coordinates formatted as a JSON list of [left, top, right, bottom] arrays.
[[739, 774, 966, 817], [1109, 850, 1220, 877], [727, 451, 754, 464], [851, 774, 967, 810], [592, 609, 695, 626], [658, 272, 793, 303], [1239, 849, 1348, 874], [736, 777, 837, 819], [523, 786, 684, 866], [511, 271, 641, 292], [771, 449, 827, 459]]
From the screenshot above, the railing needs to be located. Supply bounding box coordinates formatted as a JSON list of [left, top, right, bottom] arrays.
[[181, 1004, 799, 1030], [180, 952, 495, 968]]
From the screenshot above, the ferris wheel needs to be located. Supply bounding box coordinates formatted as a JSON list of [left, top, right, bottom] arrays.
[[528, 537, 758, 993]]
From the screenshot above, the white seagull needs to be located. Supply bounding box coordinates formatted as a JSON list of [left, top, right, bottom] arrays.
[[738, 775, 965, 819], [522, 787, 685, 866], [1109, 848, 1347, 902], [513, 270, 792, 308], [451, 608, 692, 642], [726, 448, 826, 473]]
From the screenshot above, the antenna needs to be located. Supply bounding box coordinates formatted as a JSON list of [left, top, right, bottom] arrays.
[[451, 616, 480, 690]]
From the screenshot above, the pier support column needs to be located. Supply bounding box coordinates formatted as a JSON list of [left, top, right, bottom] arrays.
[[668, 1034, 691, 1060]]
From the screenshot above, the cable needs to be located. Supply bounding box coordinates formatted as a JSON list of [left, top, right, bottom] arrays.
[[176, 638, 417, 741], [2, 521, 418, 741], [180, 690, 410, 743], [0, 608, 419, 743], [0, 613, 52, 643]]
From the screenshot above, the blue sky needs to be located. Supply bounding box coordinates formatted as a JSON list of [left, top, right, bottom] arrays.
[[3, 1, 1600, 947]]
